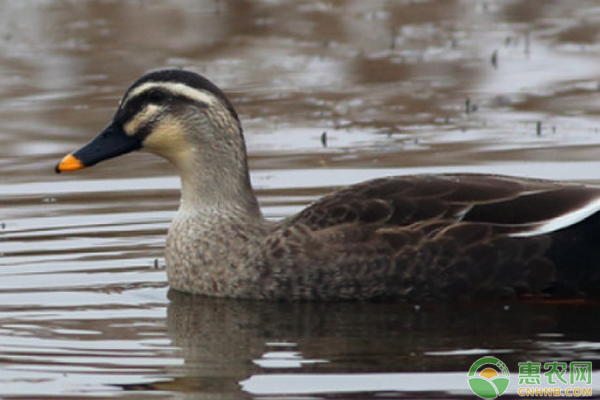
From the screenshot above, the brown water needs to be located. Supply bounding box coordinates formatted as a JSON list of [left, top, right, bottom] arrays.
[[1, 1, 599, 399]]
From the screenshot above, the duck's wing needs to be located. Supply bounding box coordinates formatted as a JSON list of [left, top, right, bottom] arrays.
[[286, 173, 600, 237], [261, 174, 600, 300]]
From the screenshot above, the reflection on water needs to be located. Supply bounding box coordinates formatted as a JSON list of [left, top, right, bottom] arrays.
[[1, 0, 600, 398]]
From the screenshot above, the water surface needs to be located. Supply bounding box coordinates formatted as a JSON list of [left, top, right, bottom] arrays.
[[1, 1, 600, 398]]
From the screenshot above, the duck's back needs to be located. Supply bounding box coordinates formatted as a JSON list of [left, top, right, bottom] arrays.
[[248, 174, 600, 300]]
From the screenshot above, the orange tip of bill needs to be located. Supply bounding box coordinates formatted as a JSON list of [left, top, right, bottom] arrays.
[[55, 154, 84, 173]]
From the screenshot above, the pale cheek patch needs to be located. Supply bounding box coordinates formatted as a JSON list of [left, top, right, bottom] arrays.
[[143, 116, 192, 164], [123, 104, 162, 136]]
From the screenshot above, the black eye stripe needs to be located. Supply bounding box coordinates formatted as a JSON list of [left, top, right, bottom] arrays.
[[119, 90, 209, 121], [115, 90, 211, 138], [135, 121, 155, 141], [117, 95, 146, 123]]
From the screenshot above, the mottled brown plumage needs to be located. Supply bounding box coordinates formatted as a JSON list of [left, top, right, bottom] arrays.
[[56, 70, 600, 301]]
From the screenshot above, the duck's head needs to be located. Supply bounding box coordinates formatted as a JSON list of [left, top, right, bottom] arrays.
[[55, 69, 242, 174]]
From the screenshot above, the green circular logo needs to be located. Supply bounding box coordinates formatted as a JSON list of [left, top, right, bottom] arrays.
[[467, 356, 510, 399]]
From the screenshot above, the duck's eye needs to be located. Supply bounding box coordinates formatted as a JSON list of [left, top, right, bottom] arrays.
[[147, 89, 168, 103]]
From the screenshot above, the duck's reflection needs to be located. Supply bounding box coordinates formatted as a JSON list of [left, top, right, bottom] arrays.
[[136, 292, 598, 395]]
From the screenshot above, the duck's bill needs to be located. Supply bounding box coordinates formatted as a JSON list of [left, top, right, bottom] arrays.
[[55, 123, 142, 173]]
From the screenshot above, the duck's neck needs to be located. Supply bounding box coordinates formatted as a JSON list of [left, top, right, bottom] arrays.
[[176, 147, 262, 219]]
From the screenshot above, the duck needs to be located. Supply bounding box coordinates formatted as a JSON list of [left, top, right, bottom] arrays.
[[56, 69, 600, 301]]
